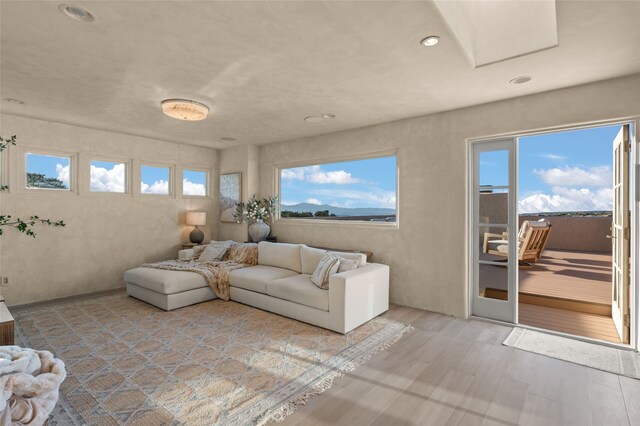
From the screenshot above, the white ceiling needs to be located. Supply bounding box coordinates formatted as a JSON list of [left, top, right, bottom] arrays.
[[1, 1, 639, 149]]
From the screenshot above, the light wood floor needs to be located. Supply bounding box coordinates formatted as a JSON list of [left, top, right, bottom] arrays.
[[280, 305, 640, 426], [519, 303, 622, 344]]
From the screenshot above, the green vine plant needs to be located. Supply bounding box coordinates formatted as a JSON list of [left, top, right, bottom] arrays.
[[0, 135, 65, 237]]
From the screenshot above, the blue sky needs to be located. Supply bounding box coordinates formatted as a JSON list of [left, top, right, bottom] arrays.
[[26, 153, 70, 189], [480, 124, 623, 213], [26, 157, 207, 195], [281, 155, 397, 209]]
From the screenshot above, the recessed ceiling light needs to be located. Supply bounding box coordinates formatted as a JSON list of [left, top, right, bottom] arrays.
[[509, 76, 533, 85], [304, 116, 324, 123], [218, 137, 236, 143], [58, 4, 95, 22], [421, 36, 440, 47], [161, 99, 209, 121], [322, 113, 336, 119], [3, 98, 25, 105]]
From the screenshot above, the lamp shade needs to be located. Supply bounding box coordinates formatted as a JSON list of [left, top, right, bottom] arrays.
[[186, 212, 206, 226]]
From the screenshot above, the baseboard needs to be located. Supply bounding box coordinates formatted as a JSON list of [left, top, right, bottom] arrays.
[[9, 287, 125, 310]]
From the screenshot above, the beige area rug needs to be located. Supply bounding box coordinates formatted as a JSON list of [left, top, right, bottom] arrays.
[[13, 292, 411, 425], [503, 328, 640, 379]]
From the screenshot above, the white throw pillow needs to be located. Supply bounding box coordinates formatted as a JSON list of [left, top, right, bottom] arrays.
[[337, 257, 359, 273], [198, 240, 233, 263], [310, 252, 340, 290]]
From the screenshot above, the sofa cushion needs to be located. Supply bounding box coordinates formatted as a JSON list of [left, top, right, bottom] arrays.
[[124, 267, 207, 294], [267, 274, 329, 311], [337, 257, 359, 273], [310, 252, 340, 289], [258, 242, 302, 273], [301, 245, 367, 274], [229, 265, 298, 294], [198, 240, 233, 262], [300, 246, 327, 274], [333, 251, 367, 267]]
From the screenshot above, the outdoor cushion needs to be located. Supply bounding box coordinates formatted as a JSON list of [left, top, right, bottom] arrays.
[[229, 265, 298, 294], [124, 267, 206, 294], [267, 274, 329, 311], [258, 242, 302, 273]]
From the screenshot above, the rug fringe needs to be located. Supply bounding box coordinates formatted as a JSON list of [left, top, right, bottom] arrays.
[[256, 324, 413, 425]]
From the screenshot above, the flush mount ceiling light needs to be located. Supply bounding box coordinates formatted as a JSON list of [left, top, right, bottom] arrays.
[[304, 116, 324, 123], [509, 76, 533, 85], [58, 4, 95, 22], [161, 99, 209, 121], [3, 98, 25, 105], [304, 113, 336, 123], [218, 137, 237, 143], [420, 36, 440, 47]]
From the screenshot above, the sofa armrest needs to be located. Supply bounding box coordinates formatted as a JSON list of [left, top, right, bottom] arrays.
[[328, 263, 390, 333], [178, 249, 194, 260]]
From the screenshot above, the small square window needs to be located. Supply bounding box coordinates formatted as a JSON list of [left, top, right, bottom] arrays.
[[90, 160, 127, 193], [26, 153, 71, 191], [183, 169, 207, 196], [141, 165, 171, 195]]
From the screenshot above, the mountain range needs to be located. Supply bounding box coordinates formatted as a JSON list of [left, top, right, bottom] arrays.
[[281, 203, 396, 217]]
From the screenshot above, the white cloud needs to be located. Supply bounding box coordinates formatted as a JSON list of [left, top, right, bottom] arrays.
[[519, 187, 613, 213], [90, 164, 125, 192], [305, 198, 322, 205], [539, 153, 568, 161], [307, 166, 360, 184], [281, 168, 305, 180], [141, 180, 169, 194], [281, 165, 360, 185], [280, 200, 299, 206], [533, 165, 610, 187], [56, 164, 70, 188], [183, 179, 206, 196]]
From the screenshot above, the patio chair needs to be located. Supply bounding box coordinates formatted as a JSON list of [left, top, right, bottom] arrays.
[[483, 219, 552, 269]]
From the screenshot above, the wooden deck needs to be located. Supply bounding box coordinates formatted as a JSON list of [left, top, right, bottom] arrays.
[[480, 249, 611, 304], [519, 303, 621, 343], [480, 249, 621, 343], [520, 249, 611, 305]]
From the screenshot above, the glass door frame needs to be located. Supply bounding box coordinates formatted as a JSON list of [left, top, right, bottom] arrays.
[[468, 118, 638, 351], [469, 138, 518, 323]]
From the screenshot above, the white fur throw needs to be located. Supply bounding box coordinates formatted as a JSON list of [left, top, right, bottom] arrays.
[[0, 346, 66, 426]]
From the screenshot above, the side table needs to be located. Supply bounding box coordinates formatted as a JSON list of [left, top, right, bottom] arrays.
[[182, 243, 203, 250], [0, 301, 14, 345]]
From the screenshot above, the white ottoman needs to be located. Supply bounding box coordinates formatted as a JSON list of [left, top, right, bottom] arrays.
[[124, 267, 216, 310]]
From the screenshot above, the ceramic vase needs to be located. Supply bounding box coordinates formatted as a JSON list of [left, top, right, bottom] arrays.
[[249, 220, 270, 242]]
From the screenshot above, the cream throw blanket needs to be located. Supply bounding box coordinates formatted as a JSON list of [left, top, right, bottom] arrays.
[[0, 346, 66, 426], [142, 242, 258, 301]]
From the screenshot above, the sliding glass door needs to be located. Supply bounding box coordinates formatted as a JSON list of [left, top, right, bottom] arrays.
[[470, 139, 518, 322]]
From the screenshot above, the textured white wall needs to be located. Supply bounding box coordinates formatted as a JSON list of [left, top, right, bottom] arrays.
[[218, 145, 260, 242], [258, 74, 640, 317], [0, 115, 219, 306]]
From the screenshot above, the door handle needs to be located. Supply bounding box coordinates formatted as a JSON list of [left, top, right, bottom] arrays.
[[607, 235, 616, 239]]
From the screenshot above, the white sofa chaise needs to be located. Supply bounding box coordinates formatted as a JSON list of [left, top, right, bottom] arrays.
[[125, 241, 390, 333]]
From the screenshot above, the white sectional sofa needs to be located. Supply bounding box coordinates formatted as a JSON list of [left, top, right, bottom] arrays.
[[124, 241, 390, 333]]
